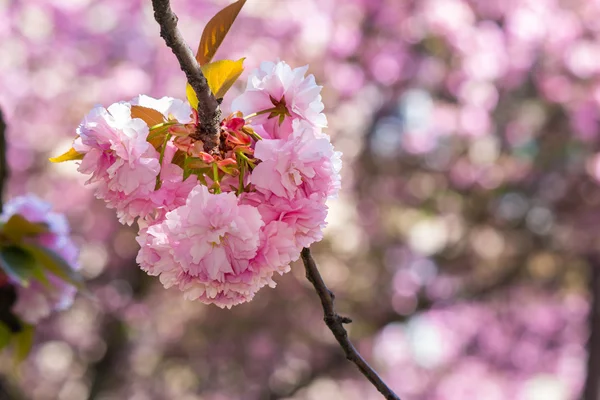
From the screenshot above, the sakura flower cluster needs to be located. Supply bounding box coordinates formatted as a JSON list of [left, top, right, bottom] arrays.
[[74, 96, 196, 225], [1, 195, 80, 324], [68, 61, 341, 308]]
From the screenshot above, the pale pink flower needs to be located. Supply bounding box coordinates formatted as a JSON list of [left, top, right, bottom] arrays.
[[73, 102, 161, 224], [150, 143, 198, 216], [73, 97, 196, 225], [1, 195, 79, 324], [136, 185, 267, 308], [238, 192, 329, 277], [251, 220, 299, 273], [119, 143, 197, 224], [131, 94, 193, 124], [231, 61, 327, 139], [251, 121, 342, 201], [242, 191, 328, 249]]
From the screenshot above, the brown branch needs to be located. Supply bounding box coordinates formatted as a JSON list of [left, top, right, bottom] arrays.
[[0, 108, 7, 213], [150, 0, 221, 153], [151, 3, 396, 397], [300, 248, 401, 400]]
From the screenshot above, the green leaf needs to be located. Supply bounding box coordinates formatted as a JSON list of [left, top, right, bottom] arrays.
[[13, 324, 34, 363], [2, 214, 48, 242], [20, 249, 51, 288], [201, 58, 245, 99], [21, 244, 84, 290], [49, 147, 83, 163], [196, 0, 246, 66], [0, 323, 11, 351], [0, 246, 38, 286]]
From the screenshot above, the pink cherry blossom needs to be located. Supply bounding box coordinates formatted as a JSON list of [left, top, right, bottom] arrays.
[[1, 195, 79, 324], [250, 220, 298, 273], [121, 142, 198, 225], [251, 121, 342, 201], [73, 97, 197, 225], [242, 191, 328, 249], [67, 75, 340, 309], [131, 94, 193, 124], [237, 191, 329, 279], [73, 101, 161, 225], [231, 61, 327, 139], [136, 185, 267, 308]]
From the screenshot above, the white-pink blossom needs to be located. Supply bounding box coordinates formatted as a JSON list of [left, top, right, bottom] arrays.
[[231, 61, 327, 139], [251, 121, 342, 201], [131, 94, 193, 124], [121, 142, 197, 224], [73, 101, 161, 224], [71, 65, 343, 308], [251, 221, 298, 273], [242, 191, 328, 250], [136, 185, 268, 308], [73, 97, 198, 225]]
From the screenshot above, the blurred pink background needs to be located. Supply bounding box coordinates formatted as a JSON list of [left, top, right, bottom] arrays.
[[1, 0, 599, 399]]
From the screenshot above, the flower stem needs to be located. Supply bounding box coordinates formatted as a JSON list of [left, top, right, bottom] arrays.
[[212, 163, 221, 194], [236, 154, 245, 195], [245, 129, 263, 142], [236, 152, 255, 170], [149, 121, 178, 131], [243, 106, 279, 121], [155, 133, 172, 190], [182, 154, 191, 180]]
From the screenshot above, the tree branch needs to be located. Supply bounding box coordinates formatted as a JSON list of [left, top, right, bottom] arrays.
[[150, 0, 221, 153], [300, 248, 401, 400], [0, 108, 7, 213], [150, 3, 397, 397]]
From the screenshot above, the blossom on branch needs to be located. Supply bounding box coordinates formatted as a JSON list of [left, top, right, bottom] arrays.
[[131, 94, 194, 124], [59, 60, 341, 308], [73, 97, 198, 225], [251, 120, 342, 201], [73, 102, 162, 224], [241, 191, 328, 250], [136, 185, 266, 308], [231, 61, 327, 139]]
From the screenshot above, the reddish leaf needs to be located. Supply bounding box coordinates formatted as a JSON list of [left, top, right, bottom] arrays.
[[196, 0, 246, 65], [131, 105, 165, 128]]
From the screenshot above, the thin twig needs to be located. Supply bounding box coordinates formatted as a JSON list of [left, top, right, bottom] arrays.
[[150, 2, 397, 397], [0, 109, 7, 213], [150, 0, 221, 153], [300, 248, 401, 400]]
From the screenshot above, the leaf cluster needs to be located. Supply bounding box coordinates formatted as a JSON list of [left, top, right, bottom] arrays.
[[0, 214, 84, 361]]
